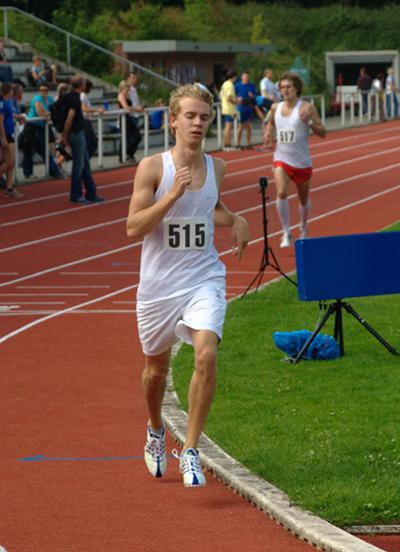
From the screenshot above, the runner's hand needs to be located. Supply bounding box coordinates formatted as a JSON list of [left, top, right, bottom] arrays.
[[171, 166, 192, 198], [231, 215, 249, 261]]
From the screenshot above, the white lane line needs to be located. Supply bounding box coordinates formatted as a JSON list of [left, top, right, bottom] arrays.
[[0, 283, 138, 343], [3, 135, 399, 230], [0, 178, 132, 210], [0, 243, 139, 288], [17, 285, 111, 289], [1, 160, 398, 289], [0, 195, 129, 228], [225, 124, 399, 165], [226, 162, 400, 212], [0, 309, 136, 316], [222, 150, 400, 197], [228, 135, 400, 179], [2, 183, 399, 343], [0, 293, 88, 296], [0, 217, 126, 254], [3, 151, 399, 254], [60, 271, 139, 275], [224, 183, 400, 253], [0, 301, 66, 304]]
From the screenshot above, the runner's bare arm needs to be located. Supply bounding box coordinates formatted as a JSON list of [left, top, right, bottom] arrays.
[[126, 155, 191, 241], [300, 102, 326, 138], [212, 158, 249, 260]]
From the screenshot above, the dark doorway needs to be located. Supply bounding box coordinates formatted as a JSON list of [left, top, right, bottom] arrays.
[[334, 62, 390, 86]]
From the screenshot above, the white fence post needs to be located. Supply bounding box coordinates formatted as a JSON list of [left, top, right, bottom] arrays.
[[143, 110, 149, 157], [121, 113, 127, 163], [97, 113, 103, 167]]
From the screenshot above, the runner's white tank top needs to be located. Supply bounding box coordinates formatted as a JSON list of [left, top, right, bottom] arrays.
[[274, 100, 312, 168], [137, 150, 226, 302]]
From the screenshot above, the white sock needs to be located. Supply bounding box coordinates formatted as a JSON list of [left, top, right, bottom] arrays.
[[276, 198, 290, 234], [299, 200, 311, 232]]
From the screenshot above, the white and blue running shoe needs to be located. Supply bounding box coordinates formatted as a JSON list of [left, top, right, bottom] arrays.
[[144, 421, 167, 478], [173, 448, 206, 487]]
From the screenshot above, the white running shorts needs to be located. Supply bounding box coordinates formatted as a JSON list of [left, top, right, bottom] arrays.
[[136, 280, 227, 356]]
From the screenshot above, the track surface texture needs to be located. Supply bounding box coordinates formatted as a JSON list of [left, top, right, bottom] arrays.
[[1, 121, 400, 552]]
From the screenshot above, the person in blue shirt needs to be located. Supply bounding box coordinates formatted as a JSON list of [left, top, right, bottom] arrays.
[[22, 84, 61, 179], [235, 72, 257, 149], [0, 82, 21, 198], [150, 98, 165, 130]]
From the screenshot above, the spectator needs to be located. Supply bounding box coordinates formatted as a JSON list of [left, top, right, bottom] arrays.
[[0, 82, 20, 197], [219, 69, 237, 151], [53, 82, 72, 169], [0, 40, 8, 63], [357, 67, 372, 115], [60, 75, 103, 204], [372, 73, 385, 121], [235, 71, 257, 149], [117, 79, 142, 163], [21, 83, 61, 179], [0, 39, 13, 83], [149, 98, 165, 130], [80, 79, 103, 158], [29, 55, 57, 88], [260, 68, 279, 102], [385, 67, 398, 118], [127, 71, 145, 122]]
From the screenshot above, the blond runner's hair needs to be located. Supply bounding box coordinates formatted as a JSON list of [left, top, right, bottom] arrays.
[[169, 84, 215, 135]]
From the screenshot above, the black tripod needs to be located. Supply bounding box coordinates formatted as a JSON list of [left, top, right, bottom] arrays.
[[291, 298, 400, 364], [242, 176, 297, 297]]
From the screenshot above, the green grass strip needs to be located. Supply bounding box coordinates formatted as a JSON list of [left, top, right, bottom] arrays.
[[172, 227, 400, 526]]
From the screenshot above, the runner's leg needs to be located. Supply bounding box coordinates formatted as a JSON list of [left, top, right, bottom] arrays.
[[142, 349, 171, 431], [183, 329, 218, 450]]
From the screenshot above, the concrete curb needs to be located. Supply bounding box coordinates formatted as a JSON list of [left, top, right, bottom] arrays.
[[163, 378, 384, 552]]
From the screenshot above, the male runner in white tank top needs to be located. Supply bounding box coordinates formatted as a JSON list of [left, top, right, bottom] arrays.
[[126, 84, 249, 487], [263, 72, 326, 248]]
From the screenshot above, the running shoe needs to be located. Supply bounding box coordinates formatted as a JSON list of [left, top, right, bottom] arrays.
[[172, 448, 206, 487], [144, 421, 167, 478], [299, 228, 308, 239], [5, 188, 23, 198], [280, 232, 292, 248]]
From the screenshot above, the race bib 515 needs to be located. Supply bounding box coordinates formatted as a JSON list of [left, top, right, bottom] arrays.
[[163, 217, 208, 250]]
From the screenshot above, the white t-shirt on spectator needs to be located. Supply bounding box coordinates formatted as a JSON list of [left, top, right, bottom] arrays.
[[80, 91, 93, 120]]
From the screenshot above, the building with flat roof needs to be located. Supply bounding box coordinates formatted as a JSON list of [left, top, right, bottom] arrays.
[[326, 50, 399, 89], [114, 40, 275, 87]]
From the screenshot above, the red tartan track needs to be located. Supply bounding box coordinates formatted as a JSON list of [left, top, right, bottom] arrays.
[[1, 120, 400, 552]]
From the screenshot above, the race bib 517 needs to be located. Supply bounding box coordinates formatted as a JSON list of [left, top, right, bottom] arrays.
[[278, 128, 296, 144]]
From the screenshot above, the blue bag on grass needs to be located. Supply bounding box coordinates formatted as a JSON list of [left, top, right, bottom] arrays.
[[273, 330, 340, 360]]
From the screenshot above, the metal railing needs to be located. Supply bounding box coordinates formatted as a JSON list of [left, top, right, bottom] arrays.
[[13, 96, 328, 182], [338, 90, 399, 127]]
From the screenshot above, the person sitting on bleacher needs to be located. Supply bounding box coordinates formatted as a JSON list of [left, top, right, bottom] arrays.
[[29, 55, 57, 88]]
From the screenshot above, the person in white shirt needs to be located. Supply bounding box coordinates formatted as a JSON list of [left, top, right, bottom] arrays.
[[259, 68, 278, 102], [263, 72, 326, 248], [126, 84, 249, 488], [127, 71, 144, 121], [385, 67, 398, 118]]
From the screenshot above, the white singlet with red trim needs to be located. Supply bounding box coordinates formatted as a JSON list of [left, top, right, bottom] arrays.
[[137, 150, 226, 302], [274, 99, 312, 169]]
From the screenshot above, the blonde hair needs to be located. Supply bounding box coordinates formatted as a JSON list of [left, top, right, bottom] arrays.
[[169, 84, 213, 118], [168, 84, 214, 135], [118, 79, 129, 93]]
